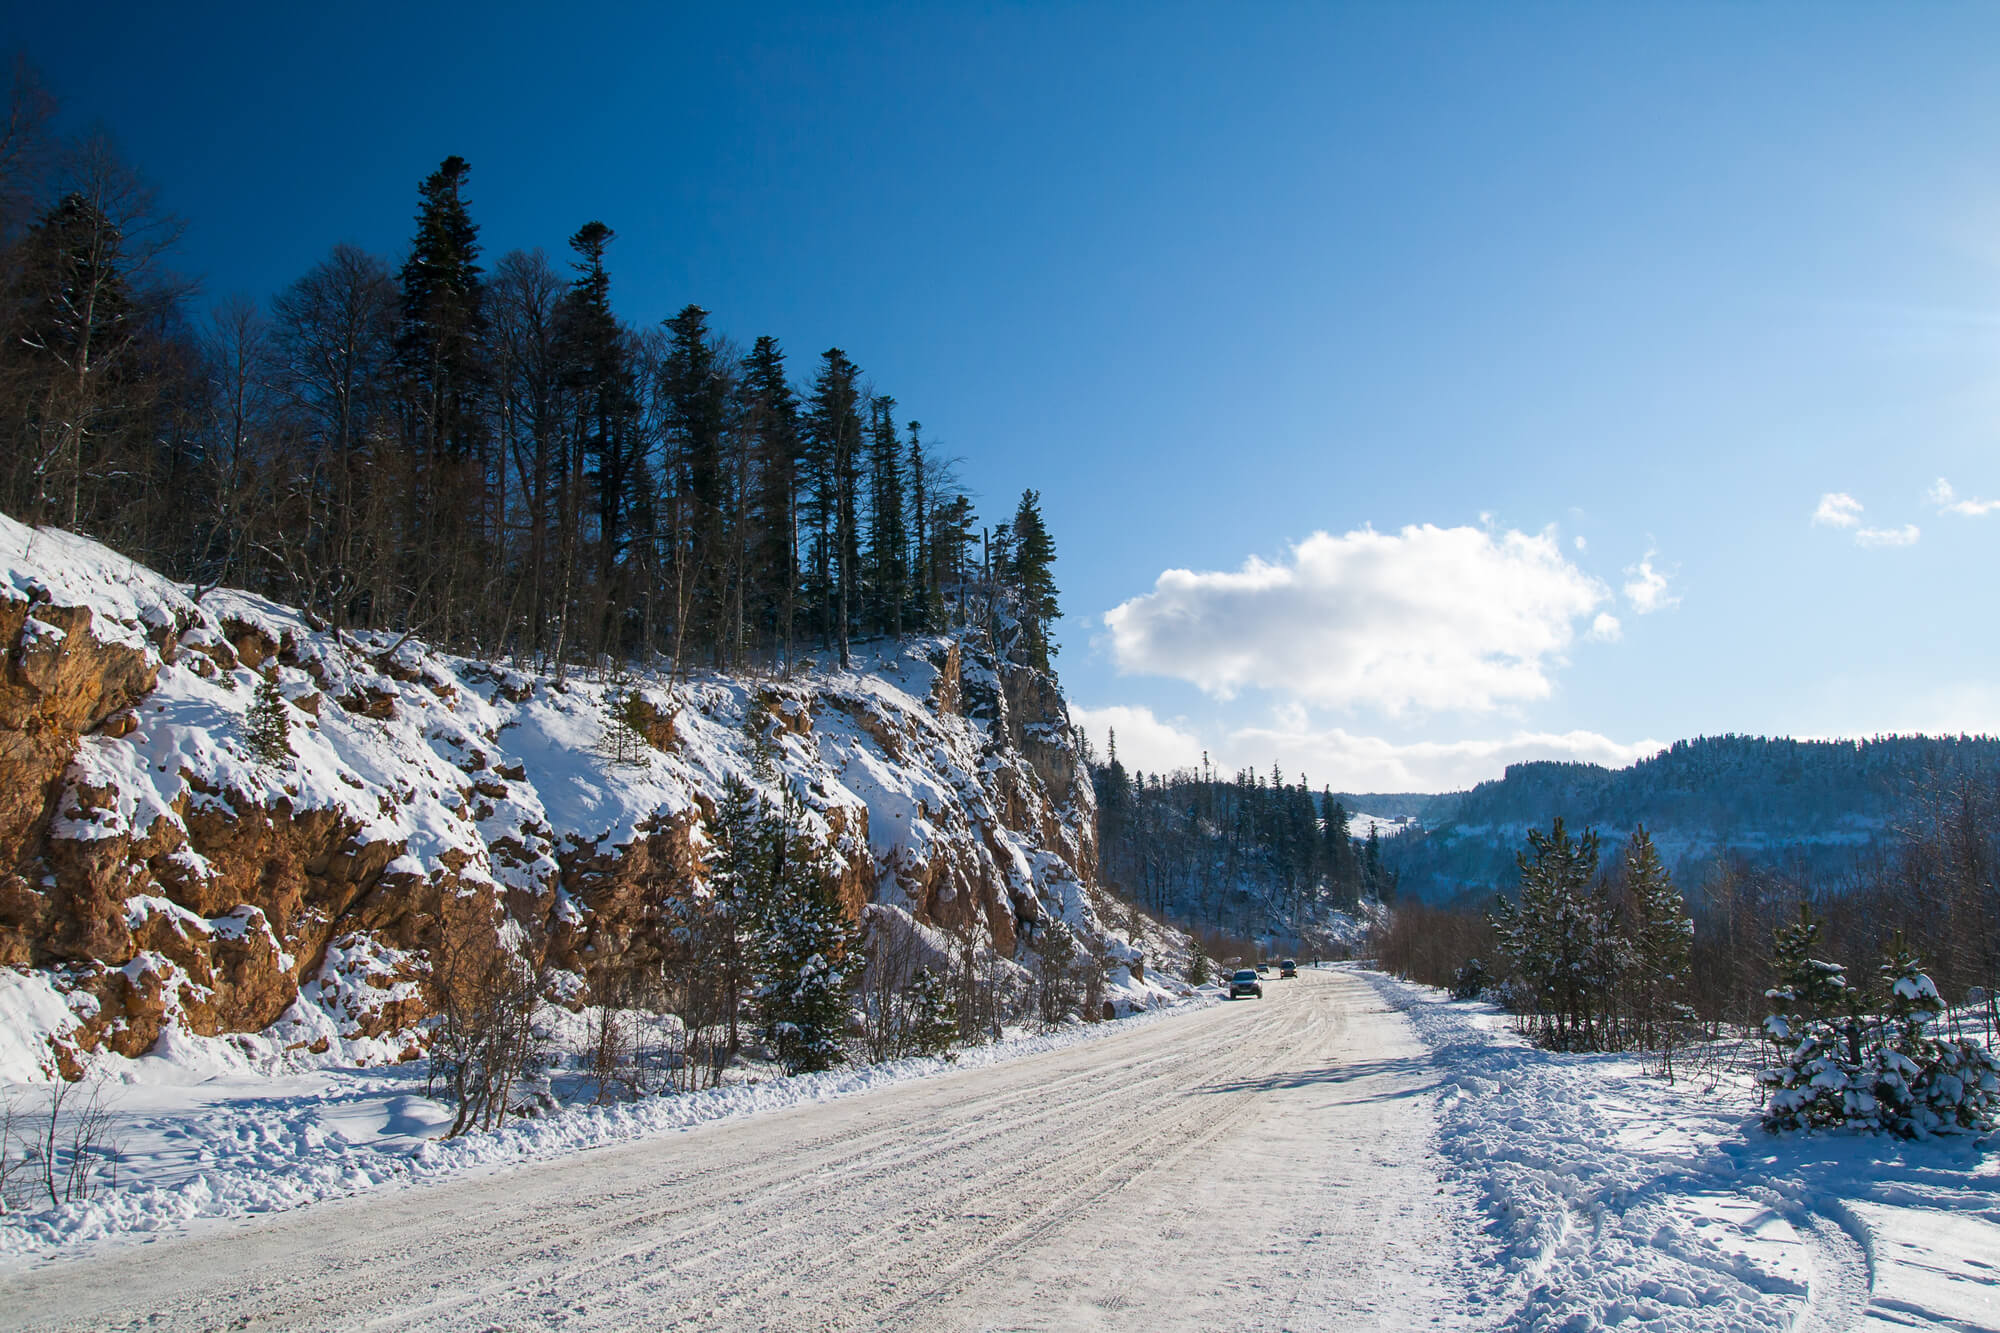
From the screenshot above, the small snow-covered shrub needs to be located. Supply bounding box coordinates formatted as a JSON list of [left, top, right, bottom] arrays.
[[1760, 926, 2000, 1137], [1451, 958, 1491, 1001], [1865, 948, 2000, 1137]]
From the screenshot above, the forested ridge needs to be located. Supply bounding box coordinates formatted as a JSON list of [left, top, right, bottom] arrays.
[[0, 64, 1061, 675], [1381, 733, 2000, 902], [1088, 745, 1393, 951]]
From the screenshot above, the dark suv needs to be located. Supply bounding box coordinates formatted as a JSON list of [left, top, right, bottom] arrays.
[[1229, 968, 1263, 999], [1280, 959, 1297, 978]]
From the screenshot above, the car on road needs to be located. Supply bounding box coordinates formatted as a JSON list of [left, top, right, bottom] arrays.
[[1254, 963, 1270, 976], [1230, 968, 1263, 999], [1280, 959, 1297, 977]]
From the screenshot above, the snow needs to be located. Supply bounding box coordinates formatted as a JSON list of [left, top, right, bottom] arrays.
[[1347, 810, 1413, 839], [0, 996, 1214, 1266], [4, 961, 1996, 1330], [1362, 967, 2000, 1332], [0, 970, 1464, 1330]]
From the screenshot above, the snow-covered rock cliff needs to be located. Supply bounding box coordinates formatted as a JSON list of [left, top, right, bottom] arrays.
[[0, 514, 1151, 1079]]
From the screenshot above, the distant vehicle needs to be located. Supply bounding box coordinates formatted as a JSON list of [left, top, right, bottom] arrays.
[[1229, 969, 1263, 999], [1254, 963, 1270, 976], [1280, 960, 1297, 977]]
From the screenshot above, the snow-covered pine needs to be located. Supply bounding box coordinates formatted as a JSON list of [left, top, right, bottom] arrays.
[[1870, 943, 2000, 1137], [1757, 903, 1870, 1133]]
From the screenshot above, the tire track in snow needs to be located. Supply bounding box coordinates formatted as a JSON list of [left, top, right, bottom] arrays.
[[0, 969, 1476, 1332]]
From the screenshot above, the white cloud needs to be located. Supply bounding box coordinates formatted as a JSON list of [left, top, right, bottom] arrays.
[[1813, 493, 1863, 528], [1574, 535, 1588, 552], [1854, 524, 1920, 548], [1077, 703, 1665, 791], [1069, 704, 1205, 775], [1589, 612, 1622, 641], [1928, 477, 2000, 517], [1621, 552, 1679, 614], [1229, 723, 1667, 793], [1101, 524, 1611, 715]]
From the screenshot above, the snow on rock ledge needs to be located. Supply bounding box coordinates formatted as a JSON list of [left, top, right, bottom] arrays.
[[0, 513, 1133, 1080]]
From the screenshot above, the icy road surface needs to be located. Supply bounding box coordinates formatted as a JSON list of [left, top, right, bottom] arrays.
[[0, 968, 1480, 1331]]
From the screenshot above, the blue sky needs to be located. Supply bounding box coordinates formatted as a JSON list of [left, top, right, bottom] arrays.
[[11, 4, 2000, 790]]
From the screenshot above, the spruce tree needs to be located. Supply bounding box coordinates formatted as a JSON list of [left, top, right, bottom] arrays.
[[394, 157, 491, 640], [1492, 817, 1624, 1050], [1323, 798, 1355, 906], [661, 305, 730, 658], [1758, 904, 1864, 1131], [598, 677, 650, 767], [1622, 826, 1691, 1049], [905, 421, 932, 630], [245, 675, 292, 765], [802, 350, 862, 665], [905, 966, 958, 1059], [753, 787, 857, 1074], [863, 395, 907, 636], [708, 773, 772, 1057], [1007, 489, 1060, 670], [740, 336, 801, 661], [1872, 939, 2000, 1136], [558, 222, 643, 650], [397, 156, 489, 465]]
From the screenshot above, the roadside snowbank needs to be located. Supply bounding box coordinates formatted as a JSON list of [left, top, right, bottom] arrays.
[[0, 995, 1216, 1267], [1361, 967, 2000, 1333]]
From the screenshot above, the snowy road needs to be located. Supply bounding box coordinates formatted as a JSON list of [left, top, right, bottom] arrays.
[[0, 968, 1479, 1331]]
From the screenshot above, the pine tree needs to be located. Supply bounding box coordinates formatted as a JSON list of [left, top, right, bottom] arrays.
[[863, 395, 907, 636], [905, 966, 958, 1059], [245, 675, 292, 764], [557, 222, 643, 654], [801, 350, 862, 665], [1491, 817, 1625, 1050], [740, 336, 801, 662], [1757, 904, 1866, 1132], [397, 156, 489, 464], [1006, 489, 1060, 669], [1871, 939, 2000, 1136], [599, 677, 651, 767], [753, 787, 857, 1074], [1622, 826, 1691, 1049], [905, 421, 932, 629]]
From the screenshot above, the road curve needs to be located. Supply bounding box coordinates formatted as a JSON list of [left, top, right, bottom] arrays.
[[0, 966, 1482, 1332]]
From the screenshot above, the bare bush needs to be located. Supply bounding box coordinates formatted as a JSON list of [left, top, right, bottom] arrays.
[[0, 1091, 30, 1213], [11, 1074, 123, 1209], [426, 902, 549, 1137]]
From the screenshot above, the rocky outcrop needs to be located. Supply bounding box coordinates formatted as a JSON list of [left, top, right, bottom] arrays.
[[0, 514, 1123, 1077]]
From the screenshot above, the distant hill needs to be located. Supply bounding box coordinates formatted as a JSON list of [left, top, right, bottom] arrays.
[[1325, 792, 1457, 824], [1362, 734, 2000, 904]]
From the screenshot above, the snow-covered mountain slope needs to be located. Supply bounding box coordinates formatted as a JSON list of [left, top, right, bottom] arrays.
[[0, 514, 1161, 1080]]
